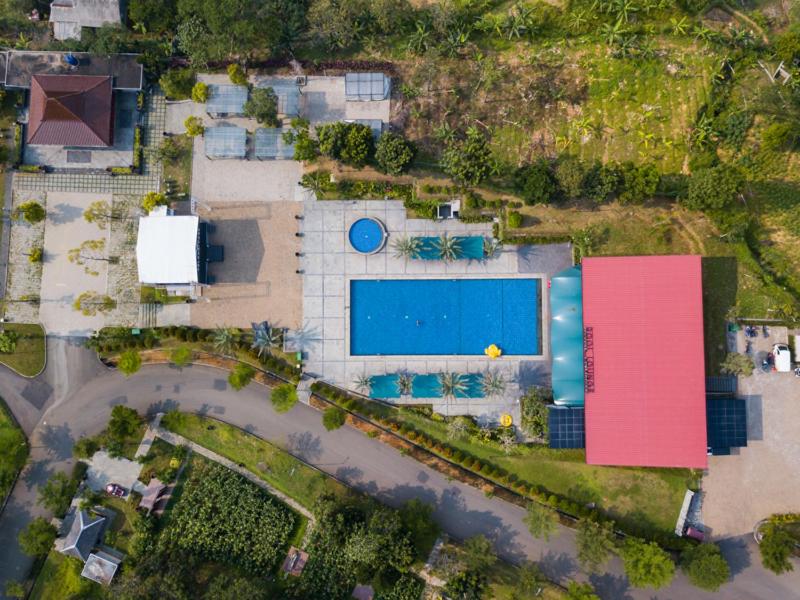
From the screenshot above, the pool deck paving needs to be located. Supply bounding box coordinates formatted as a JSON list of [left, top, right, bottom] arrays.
[[300, 199, 572, 422]]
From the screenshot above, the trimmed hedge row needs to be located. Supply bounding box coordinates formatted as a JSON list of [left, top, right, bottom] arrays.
[[311, 381, 692, 551]]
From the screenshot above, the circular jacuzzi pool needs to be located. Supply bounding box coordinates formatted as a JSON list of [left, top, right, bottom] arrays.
[[348, 217, 387, 254]]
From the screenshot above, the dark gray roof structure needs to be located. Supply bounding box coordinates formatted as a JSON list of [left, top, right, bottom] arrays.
[[254, 128, 294, 160], [4, 51, 142, 90], [206, 84, 248, 117], [345, 73, 390, 101], [60, 509, 105, 562], [205, 126, 247, 159]]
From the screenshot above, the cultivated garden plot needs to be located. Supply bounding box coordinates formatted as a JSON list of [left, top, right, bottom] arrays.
[[4, 191, 46, 324]]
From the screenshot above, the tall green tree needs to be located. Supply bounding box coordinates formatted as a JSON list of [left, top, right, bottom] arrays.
[[565, 581, 600, 600], [514, 160, 557, 205], [228, 363, 256, 391], [462, 535, 496, 573], [524, 502, 559, 542], [128, 0, 177, 32], [117, 350, 142, 377], [576, 519, 616, 573], [18, 517, 57, 557], [620, 538, 675, 589], [244, 87, 279, 126], [680, 543, 731, 591], [684, 164, 743, 212], [38, 472, 73, 515], [375, 132, 415, 175], [442, 128, 492, 186], [759, 523, 795, 575]]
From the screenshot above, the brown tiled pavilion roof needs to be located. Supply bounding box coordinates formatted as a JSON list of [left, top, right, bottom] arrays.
[[27, 73, 113, 146]]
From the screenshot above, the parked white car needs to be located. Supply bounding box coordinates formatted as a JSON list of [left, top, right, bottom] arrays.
[[772, 343, 792, 372]]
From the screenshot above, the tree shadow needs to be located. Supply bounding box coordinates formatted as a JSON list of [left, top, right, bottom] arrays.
[[286, 431, 322, 461], [718, 534, 752, 578], [702, 256, 738, 373], [146, 398, 180, 416], [48, 202, 84, 225], [38, 421, 74, 461], [335, 465, 363, 484], [537, 550, 577, 581], [588, 572, 634, 600]]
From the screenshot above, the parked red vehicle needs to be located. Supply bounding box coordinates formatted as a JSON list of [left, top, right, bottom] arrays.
[[105, 483, 126, 498]]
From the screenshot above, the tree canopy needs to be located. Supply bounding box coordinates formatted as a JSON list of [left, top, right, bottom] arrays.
[[680, 542, 731, 591], [524, 502, 559, 541], [620, 537, 675, 589], [759, 523, 796, 575], [442, 128, 493, 187], [576, 519, 616, 573], [18, 517, 57, 557], [244, 87, 280, 127], [375, 132, 415, 175]]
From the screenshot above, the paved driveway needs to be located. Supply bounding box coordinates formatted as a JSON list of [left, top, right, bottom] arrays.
[[85, 451, 145, 495], [702, 369, 800, 537], [39, 192, 110, 336]]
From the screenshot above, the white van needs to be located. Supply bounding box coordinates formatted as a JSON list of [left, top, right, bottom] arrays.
[[772, 343, 792, 372]]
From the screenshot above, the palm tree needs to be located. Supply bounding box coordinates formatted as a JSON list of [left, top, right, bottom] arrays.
[[300, 171, 329, 199], [354, 374, 372, 396], [433, 234, 462, 262], [438, 372, 467, 401], [251, 323, 281, 358], [483, 237, 501, 259], [213, 327, 240, 356], [392, 236, 423, 261], [481, 370, 507, 399], [396, 372, 414, 398]]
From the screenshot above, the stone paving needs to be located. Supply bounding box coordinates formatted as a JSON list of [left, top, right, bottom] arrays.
[[104, 195, 141, 328], [299, 199, 570, 423], [4, 190, 45, 323]]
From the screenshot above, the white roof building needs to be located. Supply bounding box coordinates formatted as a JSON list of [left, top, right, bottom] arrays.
[[82, 551, 121, 585], [49, 0, 122, 41], [136, 210, 200, 286]]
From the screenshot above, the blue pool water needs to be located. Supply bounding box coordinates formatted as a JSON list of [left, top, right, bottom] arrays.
[[416, 236, 485, 260], [370, 373, 485, 399], [349, 218, 385, 253], [350, 278, 540, 356]]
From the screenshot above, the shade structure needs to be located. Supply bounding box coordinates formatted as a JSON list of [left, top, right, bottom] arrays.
[[204, 126, 247, 159], [206, 84, 247, 116], [706, 396, 747, 454], [550, 266, 585, 406], [345, 72, 390, 101], [582, 255, 707, 469], [254, 128, 294, 160], [548, 406, 586, 449], [136, 214, 199, 285]]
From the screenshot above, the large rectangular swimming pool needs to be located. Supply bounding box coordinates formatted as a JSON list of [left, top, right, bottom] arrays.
[[350, 278, 540, 356]]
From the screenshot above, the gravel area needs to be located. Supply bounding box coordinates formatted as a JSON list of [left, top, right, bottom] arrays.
[[105, 194, 142, 328], [4, 191, 46, 323]]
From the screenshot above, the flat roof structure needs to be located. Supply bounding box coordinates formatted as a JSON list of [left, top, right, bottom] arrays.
[[206, 84, 248, 117], [345, 72, 390, 101], [205, 126, 247, 159], [582, 255, 707, 469], [4, 51, 142, 90], [136, 211, 200, 285], [254, 128, 294, 160], [81, 551, 120, 585], [50, 0, 122, 41], [28, 74, 113, 146]]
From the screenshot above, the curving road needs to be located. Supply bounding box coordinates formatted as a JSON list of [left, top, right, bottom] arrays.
[[0, 339, 798, 600]]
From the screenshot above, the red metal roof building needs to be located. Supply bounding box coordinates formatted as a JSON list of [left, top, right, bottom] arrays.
[[27, 73, 113, 146], [582, 255, 707, 469]]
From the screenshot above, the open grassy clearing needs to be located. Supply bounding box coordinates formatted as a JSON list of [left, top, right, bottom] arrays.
[[0, 323, 46, 376], [29, 552, 104, 600]]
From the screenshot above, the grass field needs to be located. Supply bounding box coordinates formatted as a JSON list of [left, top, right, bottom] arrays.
[[0, 398, 26, 501], [0, 323, 46, 376], [161, 412, 348, 510], [390, 408, 693, 535], [29, 552, 104, 600], [161, 134, 193, 196]]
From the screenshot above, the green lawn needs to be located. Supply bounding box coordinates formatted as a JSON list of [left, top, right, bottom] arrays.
[[0, 398, 27, 501], [0, 323, 46, 376], [161, 134, 193, 196], [138, 437, 182, 484], [161, 412, 348, 511], [29, 552, 104, 600], [100, 496, 140, 555]]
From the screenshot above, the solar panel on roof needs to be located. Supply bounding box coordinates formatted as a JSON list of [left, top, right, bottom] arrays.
[[206, 84, 248, 116], [706, 396, 747, 452], [548, 406, 585, 449], [345, 72, 390, 101], [204, 126, 247, 159], [254, 128, 294, 160], [706, 376, 737, 395]]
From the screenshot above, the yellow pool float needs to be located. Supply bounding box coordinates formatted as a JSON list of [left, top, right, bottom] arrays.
[[484, 344, 502, 359], [500, 414, 513, 427]]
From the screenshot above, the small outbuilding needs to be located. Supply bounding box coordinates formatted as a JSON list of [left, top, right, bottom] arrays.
[[49, 0, 122, 41], [81, 551, 121, 585], [206, 84, 248, 118], [345, 73, 390, 101], [205, 126, 247, 160], [254, 128, 294, 160], [139, 478, 167, 514], [281, 546, 308, 577]]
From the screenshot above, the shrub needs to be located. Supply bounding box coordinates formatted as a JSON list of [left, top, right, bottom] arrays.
[[18, 517, 57, 557], [618, 162, 660, 205], [117, 349, 142, 377], [719, 352, 754, 377], [375, 132, 415, 175], [227, 63, 248, 86], [514, 160, 556, 205], [317, 122, 374, 167], [191, 81, 209, 103], [73, 437, 99, 459], [159, 68, 195, 100], [14, 201, 45, 224], [762, 122, 799, 151], [228, 363, 256, 391], [170, 346, 193, 367], [759, 523, 795, 575], [684, 164, 743, 212], [554, 154, 587, 200], [442, 128, 492, 186], [184, 116, 204, 137], [620, 538, 676, 589], [681, 543, 731, 591], [0, 331, 17, 353], [507, 211, 523, 228], [141, 191, 168, 213], [271, 383, 298, 413], [323, 406, 346, 430]]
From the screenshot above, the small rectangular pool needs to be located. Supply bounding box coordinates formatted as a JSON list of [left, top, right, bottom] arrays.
[[350, 278, 540, 356]]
